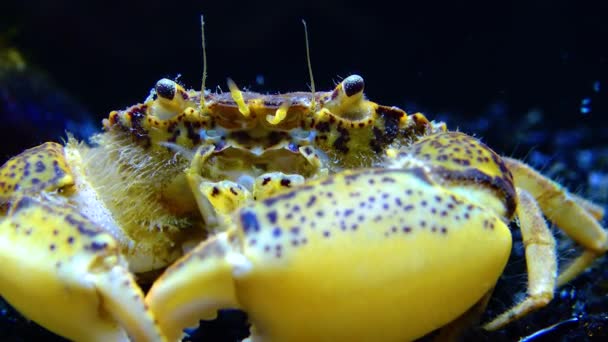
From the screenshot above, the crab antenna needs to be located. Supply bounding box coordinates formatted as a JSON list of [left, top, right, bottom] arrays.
[[200, 14, 208, 112], [302, 19, 316, 112]]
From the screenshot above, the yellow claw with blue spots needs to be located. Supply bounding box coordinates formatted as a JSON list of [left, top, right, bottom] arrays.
[[147, 165, 514, 341], [0, 196, 165, 342], [1, 30, 607, 341], [145, 130, 607, 341]]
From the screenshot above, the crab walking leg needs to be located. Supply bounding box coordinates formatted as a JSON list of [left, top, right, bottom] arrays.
[[570, 192, 605, 221], [0, 197, 164, 342], [503, 157, 608, 285], [484, 189, 557, 330], [146, 232, 241, 342], [148, 168, 512, 341]]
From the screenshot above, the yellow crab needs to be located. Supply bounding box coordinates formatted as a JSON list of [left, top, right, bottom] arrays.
[[0, 28, 607, 341]]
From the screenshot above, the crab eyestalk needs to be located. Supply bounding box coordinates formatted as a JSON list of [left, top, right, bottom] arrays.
[[150, 78, 190, 120], [321, 74, 369, 120]]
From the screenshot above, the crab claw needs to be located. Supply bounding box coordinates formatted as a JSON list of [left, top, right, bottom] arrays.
[[147, 168, 513, 341], [0, 197, 165, 342], [146, 231, 243, 341]]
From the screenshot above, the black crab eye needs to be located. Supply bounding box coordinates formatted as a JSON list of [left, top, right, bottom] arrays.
[[343, 75, 365, 97], [155, 78, 177, 100]]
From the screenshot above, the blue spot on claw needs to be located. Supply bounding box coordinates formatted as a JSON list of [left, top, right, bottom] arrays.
[[241, 211, 260, 233]]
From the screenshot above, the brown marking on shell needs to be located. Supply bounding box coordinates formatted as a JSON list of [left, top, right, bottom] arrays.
[[408, 132, 516, 218], [433, 166, 516, 218], [101, 79, 444, 179]]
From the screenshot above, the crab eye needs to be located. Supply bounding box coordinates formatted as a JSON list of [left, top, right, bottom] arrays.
[[321, 74, 369, 120], [343, 74, 364, 97], [155, 78, 177, 100], [150, 78, 190, 119]]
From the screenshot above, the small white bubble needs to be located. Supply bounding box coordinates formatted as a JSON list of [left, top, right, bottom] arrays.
[[256, 74, 265, 85], [576, 150, 593, 169], [580, 97, 592, 114]]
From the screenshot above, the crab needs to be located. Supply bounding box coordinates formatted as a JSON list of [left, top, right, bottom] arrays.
[[1, 62, 607, 341]]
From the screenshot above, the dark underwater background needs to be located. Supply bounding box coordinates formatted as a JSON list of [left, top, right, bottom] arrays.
[[1, 0, 607, 341]]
